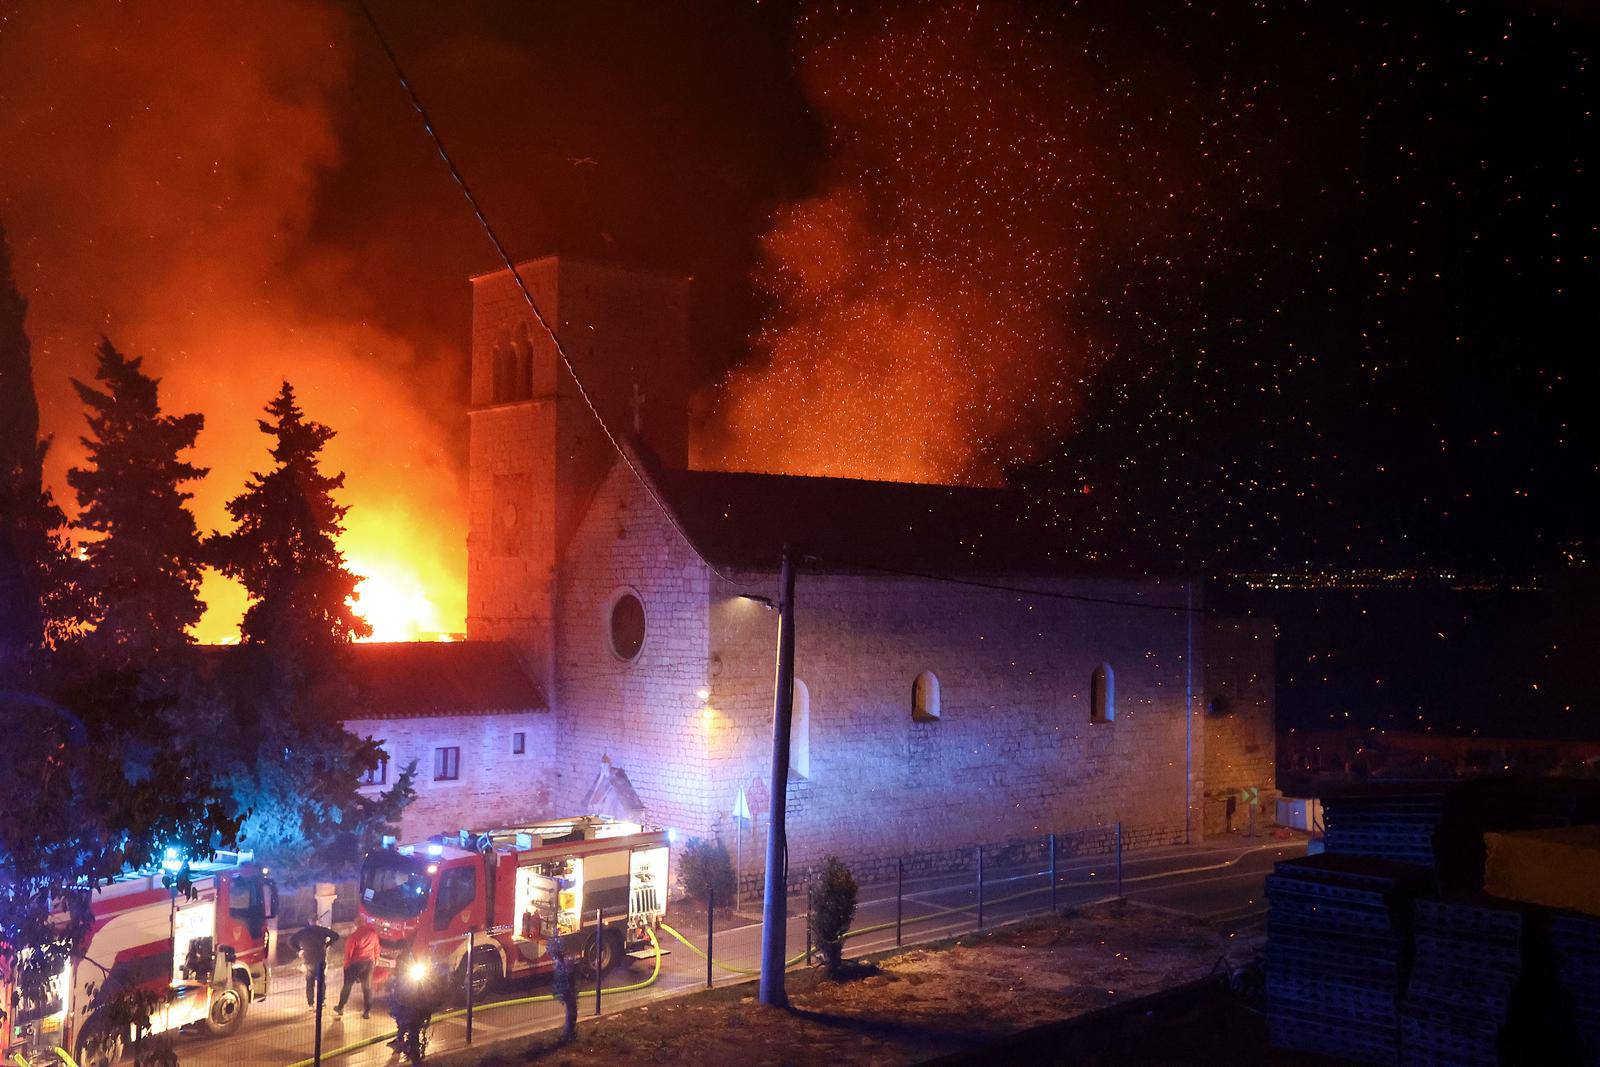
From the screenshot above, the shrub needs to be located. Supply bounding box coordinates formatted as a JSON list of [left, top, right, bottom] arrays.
[[808, 855, 858, 976], [679, 837, 735, 905]]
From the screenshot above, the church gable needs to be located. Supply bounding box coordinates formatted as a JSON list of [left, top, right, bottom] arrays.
[[551, 455, 716, 837]]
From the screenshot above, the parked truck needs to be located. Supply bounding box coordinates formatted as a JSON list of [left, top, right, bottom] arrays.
[[358, 816, 669, 996], [1, 851, 276, 1067]]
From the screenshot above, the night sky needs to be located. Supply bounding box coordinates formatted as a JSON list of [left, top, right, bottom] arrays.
[[1, 0, 1595, 625]]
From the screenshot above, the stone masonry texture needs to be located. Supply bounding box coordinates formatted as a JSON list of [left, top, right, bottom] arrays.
[[386, 257, 1279, 889]]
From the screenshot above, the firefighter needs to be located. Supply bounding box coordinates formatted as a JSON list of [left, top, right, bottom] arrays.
[[290, 924, 340, 1009], [387, 946, 442, 1065], [335, 922, 380, 1019]]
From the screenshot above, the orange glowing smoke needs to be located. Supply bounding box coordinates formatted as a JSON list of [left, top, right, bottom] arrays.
[[701, 2, 1194, 487], [0, 2, 465, 644]]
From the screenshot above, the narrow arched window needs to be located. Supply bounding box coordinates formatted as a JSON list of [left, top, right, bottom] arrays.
[[491, 342, 511, 402], [514, 322, 535, 399], [790, 679, 811, 779], [912, 671, 940, 722], [1091, 663, 1115, 723]]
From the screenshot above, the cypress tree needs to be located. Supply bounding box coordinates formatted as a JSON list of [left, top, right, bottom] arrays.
[[210, 383, 400, 880], [66, 339, 207, 663], [214, 381, 371, 652], [0, 222, 75, 652]]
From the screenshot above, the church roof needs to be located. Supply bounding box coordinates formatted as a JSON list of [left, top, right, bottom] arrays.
[[345, 641, 547, 718], [644, 461, 1077, 576]]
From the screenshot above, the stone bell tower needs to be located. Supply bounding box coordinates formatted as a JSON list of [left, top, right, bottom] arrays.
[[465, 256, 692, 679]]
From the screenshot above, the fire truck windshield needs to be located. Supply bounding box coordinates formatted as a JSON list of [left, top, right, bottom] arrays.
[[360, 853, 432, 920]]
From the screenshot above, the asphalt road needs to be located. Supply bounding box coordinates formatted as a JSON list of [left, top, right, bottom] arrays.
[[184, 832, 1307, 1067]]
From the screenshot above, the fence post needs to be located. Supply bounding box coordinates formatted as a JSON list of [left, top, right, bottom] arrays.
[[895, 857, 904, 947], [706, 889, 714, 989], [976, 846, 985, 932], [807, 887, 816, 966], [312, 957, 325, 1067], [1049, 834, 1058, 914], [465, 928, 475, 1045], [594, 907, 604, 1016], [1116, 822, 1124, 900]]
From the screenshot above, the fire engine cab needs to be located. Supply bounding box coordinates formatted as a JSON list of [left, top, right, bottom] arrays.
[[1, 851, 276, 1067], [359, 816, 668, 995]]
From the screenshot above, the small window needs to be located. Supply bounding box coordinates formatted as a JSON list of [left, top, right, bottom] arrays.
[[360, 752, 388, 787], [608, 591, 646, 661], [512, 731, 526, 755], [491, 342, 513, 403], [790, 679, 811, 780], [912, 671, 940, 722], [1091, 664, 1115, 723], [433, 866, 477, 930], [434, 746, 461, 781]]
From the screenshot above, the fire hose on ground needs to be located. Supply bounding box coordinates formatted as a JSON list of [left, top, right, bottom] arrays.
[[279, 843, 1285, 1065], [281, 926, 662, 1067]]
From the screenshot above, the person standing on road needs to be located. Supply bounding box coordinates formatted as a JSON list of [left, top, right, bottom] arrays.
[[336, 922, 381, 1018], [291, 924, 341, 1008]]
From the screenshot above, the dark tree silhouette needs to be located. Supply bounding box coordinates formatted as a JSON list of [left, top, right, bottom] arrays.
[[0, 221, 75, 652], [66, 339, 207, 664], [213, 381, 371, 652], [207, 382, 409, 880]]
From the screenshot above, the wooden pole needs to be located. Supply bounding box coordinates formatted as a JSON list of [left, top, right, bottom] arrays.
[[706, 889, 714, 989], [759, 544, 798, 1007]]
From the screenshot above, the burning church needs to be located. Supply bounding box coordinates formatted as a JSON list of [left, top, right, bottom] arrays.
[[353, 255, 1276, 885]]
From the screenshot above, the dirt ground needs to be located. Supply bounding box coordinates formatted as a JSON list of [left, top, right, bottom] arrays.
[[439, 901, 1265, 1067]]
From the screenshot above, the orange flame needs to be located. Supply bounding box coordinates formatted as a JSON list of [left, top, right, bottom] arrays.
[[2, 2, 466, 647]]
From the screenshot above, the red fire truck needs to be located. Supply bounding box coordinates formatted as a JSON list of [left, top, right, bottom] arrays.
[[358, 816, 669, 995], [1, 851, 276, 1067]]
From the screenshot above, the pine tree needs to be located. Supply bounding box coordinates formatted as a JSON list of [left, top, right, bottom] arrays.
[[0, 222, 76, 652], [208, 383, 400, 879], [213, 381, 371, 651], [66, 340, 207, 663]]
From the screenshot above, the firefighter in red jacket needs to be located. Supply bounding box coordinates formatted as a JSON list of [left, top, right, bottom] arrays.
[[335, 923, 381, 1018]]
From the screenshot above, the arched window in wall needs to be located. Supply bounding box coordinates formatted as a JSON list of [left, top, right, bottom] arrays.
[[1090, 663, 1115, 723], [490, 341, 513, 403], [790, 679, 811, 779], [912, 671, 941, 722], [513, 322, 535, 399]]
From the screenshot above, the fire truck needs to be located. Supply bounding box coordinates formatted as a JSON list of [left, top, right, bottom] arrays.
[[358, 816, 669, 996], [1, 852, 276, 1067]]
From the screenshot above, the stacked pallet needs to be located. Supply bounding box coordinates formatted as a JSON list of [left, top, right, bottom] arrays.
[[1266, 853, 1429, 1064], [1323, 786, 1450, 867], [1400, 897, 1522, 1065], [1548, 913, 1600, 1065]]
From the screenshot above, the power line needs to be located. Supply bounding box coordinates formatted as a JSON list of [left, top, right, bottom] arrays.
[[356, 4, 1234, 619], [355, 0, 748, 588]]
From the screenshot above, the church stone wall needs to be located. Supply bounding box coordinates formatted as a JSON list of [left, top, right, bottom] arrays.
[[347, 711, 558, 841], [1200, 615, 1278, 836], [552, 462, 714, 842], [704, 571, 1207, 891]]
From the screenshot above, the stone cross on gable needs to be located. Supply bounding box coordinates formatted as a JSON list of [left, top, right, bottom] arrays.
[[628, 381, 646, 435]]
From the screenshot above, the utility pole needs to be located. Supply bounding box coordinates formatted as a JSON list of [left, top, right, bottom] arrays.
[[759, 543, 798, 1007]]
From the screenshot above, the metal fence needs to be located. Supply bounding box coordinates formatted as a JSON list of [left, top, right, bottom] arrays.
[[158, 822, 1164, 1067]]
